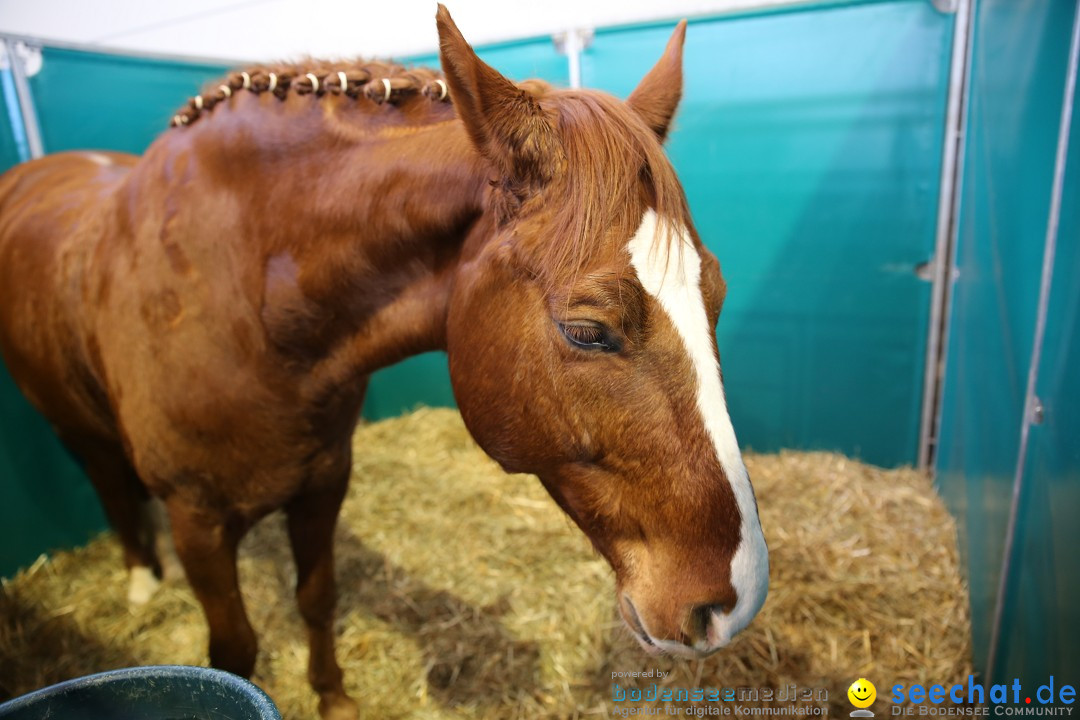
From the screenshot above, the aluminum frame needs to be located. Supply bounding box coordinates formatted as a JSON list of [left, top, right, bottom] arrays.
[[0, 39, 44, 159], [917, 0, 975, 471]]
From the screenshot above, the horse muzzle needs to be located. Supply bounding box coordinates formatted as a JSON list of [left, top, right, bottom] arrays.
[[618, 583, 765, 659]]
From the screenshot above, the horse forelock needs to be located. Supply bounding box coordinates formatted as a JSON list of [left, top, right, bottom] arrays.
[[529, 89, 692, 288], [170, 59, 453, 128]]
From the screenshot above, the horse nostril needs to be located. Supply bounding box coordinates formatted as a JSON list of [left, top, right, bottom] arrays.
[[686, 602, 733, 646], [686, 604, 710, 645]]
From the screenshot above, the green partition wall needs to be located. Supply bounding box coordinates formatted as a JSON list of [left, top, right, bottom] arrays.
[[582, 0, 952, 467], [404, 34, 571, 85], [936, 0, 1079, 685], [1002, 96, 1080, 684], [28, 49, 227, 153]]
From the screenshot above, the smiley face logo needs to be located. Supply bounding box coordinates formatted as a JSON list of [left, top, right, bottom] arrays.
[[848, 678, 876, 708]]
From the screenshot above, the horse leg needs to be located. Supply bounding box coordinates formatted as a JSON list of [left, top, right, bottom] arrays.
[[286, 482, 357, 720], [166, 499, 257, 678], [68, 438, 162, 605]]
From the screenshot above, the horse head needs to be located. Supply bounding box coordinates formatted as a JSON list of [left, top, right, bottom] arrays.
[[437, 6, 769, 657]]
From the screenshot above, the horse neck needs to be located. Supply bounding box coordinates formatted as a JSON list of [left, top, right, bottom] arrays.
[[177, 98, 492, 390]]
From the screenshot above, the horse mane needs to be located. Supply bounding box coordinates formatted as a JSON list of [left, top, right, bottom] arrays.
[[170, 59, 451, 128], [171, 57, 690, 288]]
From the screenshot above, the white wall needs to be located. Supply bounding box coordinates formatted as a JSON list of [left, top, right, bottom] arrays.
[[0, 0, 815, 63]]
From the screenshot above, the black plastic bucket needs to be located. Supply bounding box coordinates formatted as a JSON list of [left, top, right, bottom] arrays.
[[0, 665, 281, 720]]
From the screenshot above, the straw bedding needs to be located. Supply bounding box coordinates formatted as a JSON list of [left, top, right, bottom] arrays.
[[0, 407, 971, 717]]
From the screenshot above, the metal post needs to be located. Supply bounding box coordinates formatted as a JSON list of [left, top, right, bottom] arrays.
[[3, 39, 44, 159], [554, 29, 592, 90], [566, 30, 583, 89], [917, 0, 974, 471], [0, 41, 30, 162], [985, 0, 1080, 686]]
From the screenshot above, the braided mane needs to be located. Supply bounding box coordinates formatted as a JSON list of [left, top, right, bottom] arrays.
[[167, 55, 691, 298], [171, 59, 450, 128]]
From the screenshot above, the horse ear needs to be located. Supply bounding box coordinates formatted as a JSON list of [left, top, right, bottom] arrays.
[[626, 20, 688, 141], [436, 4, 557, 185]]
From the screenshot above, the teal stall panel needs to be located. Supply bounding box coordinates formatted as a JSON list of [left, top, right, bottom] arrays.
[[0, 364, 108, 578], [363, 352, 459, 421], [366, 37, 568, 421], [29, 48, 226, 154], [404, 35, 570, 87], [994, 18, 1080, 684], [582, 1, 952, 467], [935, 0, 1077, 680]]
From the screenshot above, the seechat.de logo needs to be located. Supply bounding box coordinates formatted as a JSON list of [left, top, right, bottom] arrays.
[[849, 678, 877, 718], [890, 676, 1075, 715]]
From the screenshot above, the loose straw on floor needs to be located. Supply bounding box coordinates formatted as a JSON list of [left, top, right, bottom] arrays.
[[0, 408, 972, 718]]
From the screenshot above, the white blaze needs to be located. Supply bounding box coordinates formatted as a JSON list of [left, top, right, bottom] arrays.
[[627, 209, 768, 648]]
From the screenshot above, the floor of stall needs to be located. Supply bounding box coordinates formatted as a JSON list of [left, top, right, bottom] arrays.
[[0, 407, 972, 718]]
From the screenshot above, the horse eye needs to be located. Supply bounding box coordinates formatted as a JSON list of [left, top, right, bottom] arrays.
[[559, 323, 620, 352]]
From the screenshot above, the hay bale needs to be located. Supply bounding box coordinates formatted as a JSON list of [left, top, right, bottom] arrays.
[[0, 407, 971, 717]]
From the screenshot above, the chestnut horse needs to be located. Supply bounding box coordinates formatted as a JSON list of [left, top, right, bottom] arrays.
[[0, 7, 767, 717]]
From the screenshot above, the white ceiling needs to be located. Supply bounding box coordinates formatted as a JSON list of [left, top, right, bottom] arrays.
[[0, 0, 812, 63]]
